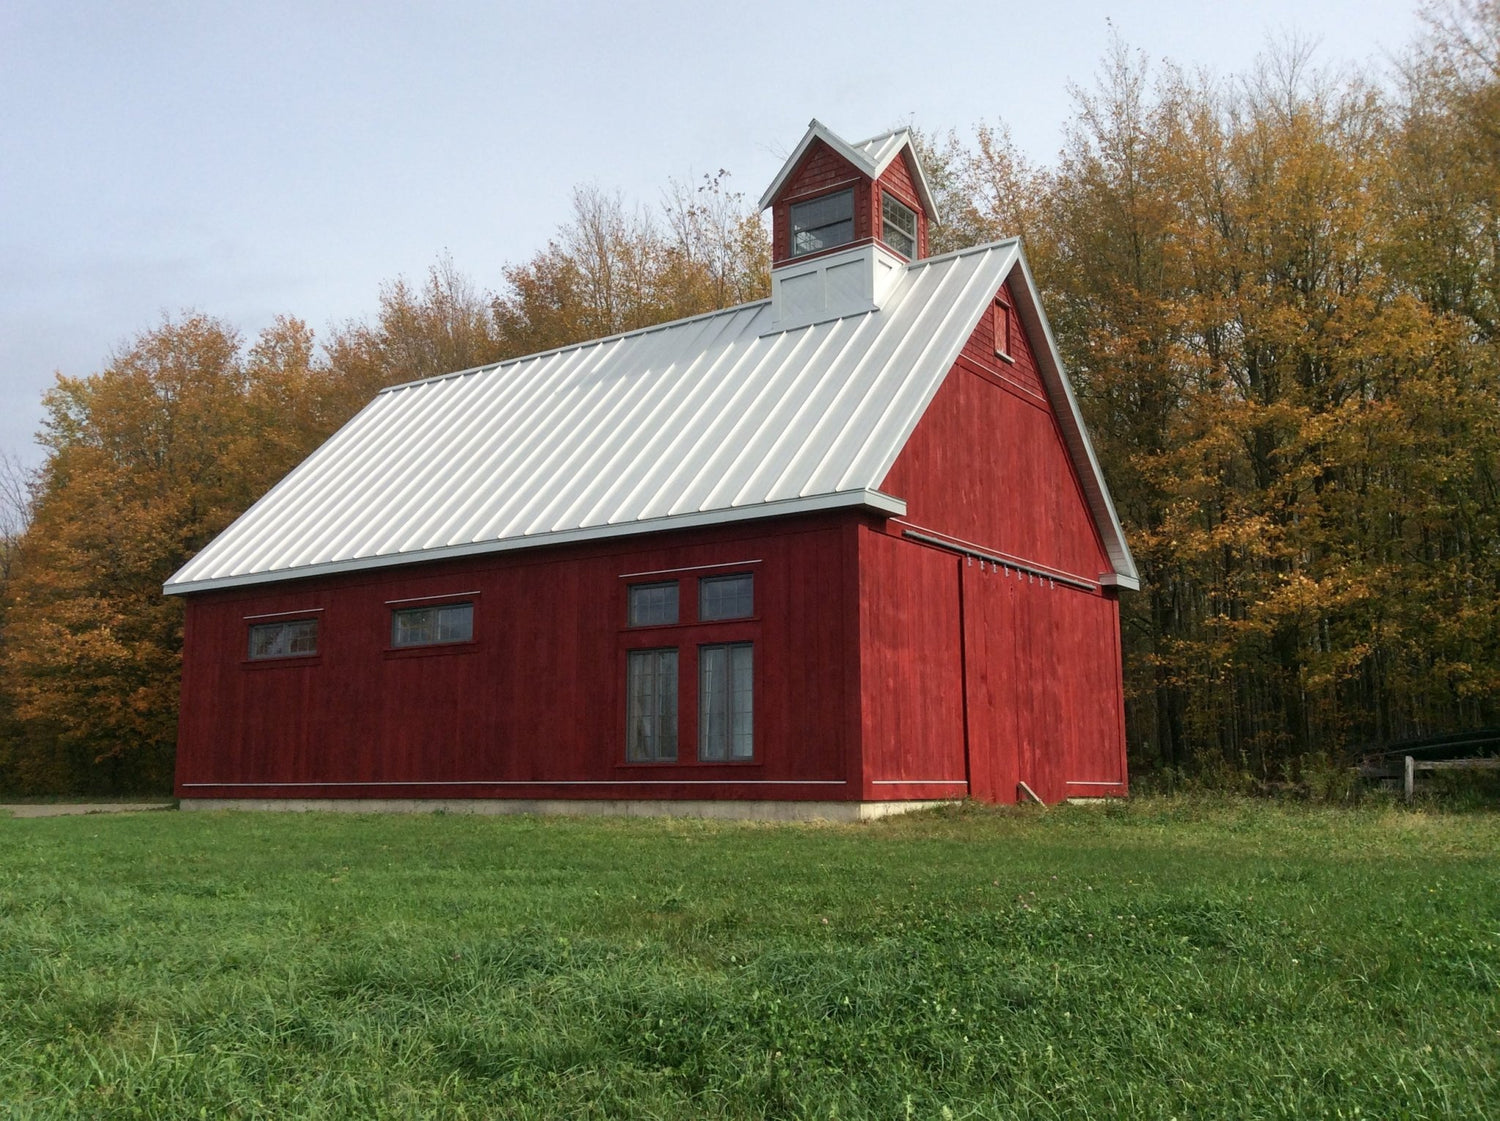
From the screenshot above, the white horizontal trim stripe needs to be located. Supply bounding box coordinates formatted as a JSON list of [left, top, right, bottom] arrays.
[[242, 608, 324, 621], [1065, 780, 1126, 786], [384, 591, 481, 605], [182, 779, 850, 788], [870, 779, 968, 785], [618, 559, 762, 580]]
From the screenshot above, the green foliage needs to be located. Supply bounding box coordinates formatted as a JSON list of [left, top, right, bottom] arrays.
[[0, 804, 1496, 1118]]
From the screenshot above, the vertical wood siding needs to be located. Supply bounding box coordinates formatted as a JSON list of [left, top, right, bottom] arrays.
[[880, 282, 1113, 581], [176, 516, 859, 801], [960, 565, 1126, 803], [856, 528, 969, 799], [872, 290, 1129, 802]]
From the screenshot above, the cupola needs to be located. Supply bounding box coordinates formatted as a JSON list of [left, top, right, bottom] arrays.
[[759, 119, 940, 330]]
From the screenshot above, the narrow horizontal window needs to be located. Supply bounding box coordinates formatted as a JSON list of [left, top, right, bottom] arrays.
[[248, 618, 318, 660], [627, 648, 678, 762], [882, 192, 917, 258], [391, 601, 473, 647], [628, 581, 679, 627], [699, 573, 753, 621], [699, 642, 753, 761], [790, 189, 854, 258]]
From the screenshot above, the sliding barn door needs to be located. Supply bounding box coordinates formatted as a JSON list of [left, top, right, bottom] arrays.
[[962, 561, 1126, 803]]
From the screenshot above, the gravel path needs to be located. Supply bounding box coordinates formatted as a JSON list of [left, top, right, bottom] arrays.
[[0, 802, 175, 818]]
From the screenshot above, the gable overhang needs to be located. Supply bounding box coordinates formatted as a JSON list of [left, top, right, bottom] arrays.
[[758, 119, 940, 224], [1005, 252, 1141, 590]]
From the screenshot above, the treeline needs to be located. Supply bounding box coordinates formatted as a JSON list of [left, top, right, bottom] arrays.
[[919, 4, 1500, 778], [2, 5, 1497, 793], [0, 182, 770, 793]]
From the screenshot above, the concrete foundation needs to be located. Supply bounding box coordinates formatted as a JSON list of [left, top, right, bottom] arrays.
[[177, 797, 956, 822]]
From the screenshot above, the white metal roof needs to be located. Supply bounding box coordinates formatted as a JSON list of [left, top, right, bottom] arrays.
[[756, 119, 940, 222], [165, 240, 1137, 594]]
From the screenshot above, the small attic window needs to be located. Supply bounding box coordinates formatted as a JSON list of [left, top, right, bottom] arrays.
[[993, 294, 1014, 363], [882, 193, 917, 258], [790, 189, 854, 257]]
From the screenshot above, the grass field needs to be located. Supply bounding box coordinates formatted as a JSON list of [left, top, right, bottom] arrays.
[[1, 800, 1496, 1119]]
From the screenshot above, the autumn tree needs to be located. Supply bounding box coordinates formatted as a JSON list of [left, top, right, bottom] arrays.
[[0, 315, 343, 792], [493, 177, 769, 357], [324, 253, 510, 411], [924, 29, 1500, 780]]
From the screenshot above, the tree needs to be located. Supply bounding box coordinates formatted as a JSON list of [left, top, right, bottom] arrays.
[[0, 314, 347, 792], [325, 254, 510, 409], [493, 179, 769, 357]]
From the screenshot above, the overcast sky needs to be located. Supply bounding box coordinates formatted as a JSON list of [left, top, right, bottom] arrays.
[[1, 0, 1425, 469]]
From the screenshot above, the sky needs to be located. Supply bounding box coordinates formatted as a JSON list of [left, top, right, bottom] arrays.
[[1, 0, 1425, 470]]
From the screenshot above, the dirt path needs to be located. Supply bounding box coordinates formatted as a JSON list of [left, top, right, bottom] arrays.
[[1, 802, 175, 819]]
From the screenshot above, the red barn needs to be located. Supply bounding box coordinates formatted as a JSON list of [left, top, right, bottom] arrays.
[[164, 120, 1139, 819]]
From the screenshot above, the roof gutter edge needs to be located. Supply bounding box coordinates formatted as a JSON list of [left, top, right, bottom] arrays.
[[162, 489, 907, 597]]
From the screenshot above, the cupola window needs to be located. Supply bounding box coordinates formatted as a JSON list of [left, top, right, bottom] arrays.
[[789, 189, 854, 257], [881, 193, 917, 258]]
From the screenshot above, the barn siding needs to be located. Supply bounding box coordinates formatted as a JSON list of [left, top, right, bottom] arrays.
[[856, 527, 969, 800], [880, 282, 1112, 581], [872, 295, 1129, 803], [960, 564, 1126, 803], [176, 515, 863, 802]]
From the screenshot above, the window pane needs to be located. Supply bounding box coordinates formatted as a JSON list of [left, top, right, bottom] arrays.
[[790, 189, 854, 257], [698, 645, 727, 760], [628, 582, 678, 626], [699, 642, 752, 761], [248, 619, 318, 660], [436, 603, 473, 643], [731, 643, 754, 760], [627, 649, 678, 761], [699, 574, 753, 620], [392, 602, 472, 647], [882, 193, 917, 258]]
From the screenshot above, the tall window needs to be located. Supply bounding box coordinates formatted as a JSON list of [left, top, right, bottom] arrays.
[[248, 618, 318, 660], [789, 189, 854, 257], [627, 649, 678, 761], [881, 193, 917, 258], [993, 294, 1013, 361], [391, 601, 473, 647], [699, 643, 754, 761]]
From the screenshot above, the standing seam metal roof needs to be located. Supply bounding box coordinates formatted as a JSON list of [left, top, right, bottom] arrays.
[[164, 240, 1137, 594]]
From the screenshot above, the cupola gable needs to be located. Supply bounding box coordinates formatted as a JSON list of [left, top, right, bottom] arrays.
[[759, 120, 940, 331]]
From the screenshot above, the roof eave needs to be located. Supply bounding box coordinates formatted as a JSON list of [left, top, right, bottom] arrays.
[[163, 488, 907, 597]]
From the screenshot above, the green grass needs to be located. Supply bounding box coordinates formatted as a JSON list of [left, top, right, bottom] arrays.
[[1, 800, 1496, 1119]]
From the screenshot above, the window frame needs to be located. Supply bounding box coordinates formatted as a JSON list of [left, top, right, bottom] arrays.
[[697, 641, 754, 762], [993, 294, 1014, 363], [698, 572, 754, 622], [626, 647, 680, 763], [389, 600, 475, 649], [881, 192, 918, 259], [627, 581, 680, 628], [617, 566, 760, 766], [789, 188, 856, 259], [246, 617, 320, 662]]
